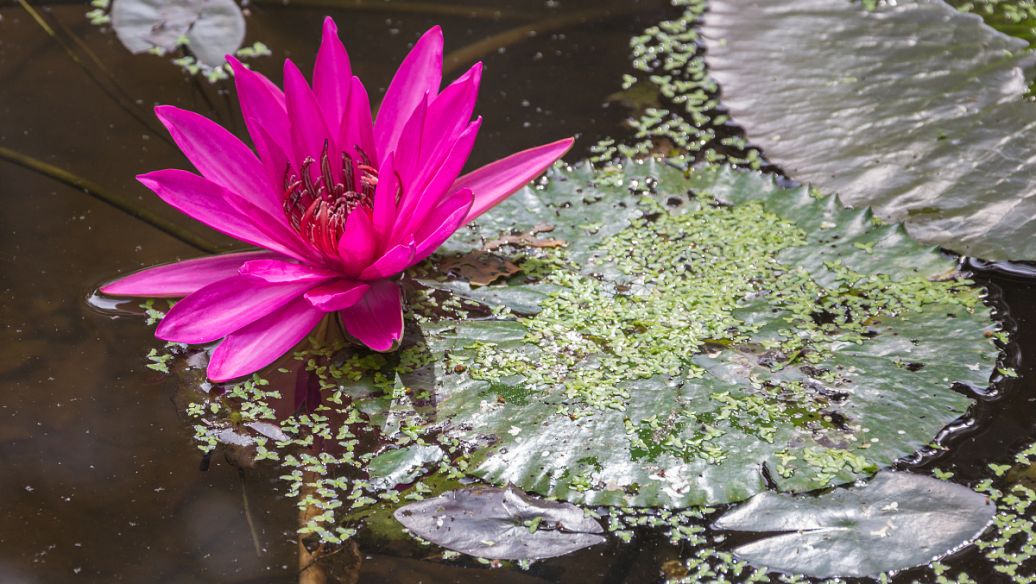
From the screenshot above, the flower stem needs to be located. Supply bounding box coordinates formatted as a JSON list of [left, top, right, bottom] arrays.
[[0, 146, 221, 253]]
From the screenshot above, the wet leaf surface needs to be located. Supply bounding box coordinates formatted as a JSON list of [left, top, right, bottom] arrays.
[[439, 251, 522, 287], [703, 0, 1036, 260], [368, 444, 445, 489], [713, 472, 997, 578], [111, 0, 245, 66], [393, 484, 606, 560], [483, 224, 567, 251], [418, 161, 998, 507]]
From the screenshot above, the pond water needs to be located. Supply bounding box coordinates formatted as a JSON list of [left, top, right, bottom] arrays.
[[1, 1, 1035, 583]]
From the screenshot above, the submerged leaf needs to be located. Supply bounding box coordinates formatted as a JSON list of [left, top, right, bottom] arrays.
[[713, 472, 997, 578], [439, 251, 521, 287], [393, 484, 606, 560], [703, 0, 1036, 260], [111, 0, 245, 66]]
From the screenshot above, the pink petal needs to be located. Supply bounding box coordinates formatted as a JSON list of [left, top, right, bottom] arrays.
[[284, 59, 337, 170], [239, 259, 340, 283], [339, 280, 403, 351], [457, 137, 575, 223], [391, 117, 480, 241], [156, 275, 319, 344], [374, 26, 443, 160], [226, 56, 290, 187], [100, 251, 279, 298], [138, 169, 313, 263], [154, 105, 282, 218], [339, 77, 376, 162], [372, 154, 400, 241], [337, 209, 378, 276], [313, 17, 353, 132], [304, 279, 370, 312], [249, 118, 292, 195], [411, 188, 474, 265], [393, 93, 429, 187], [359, 240, 415, 281], [207, 297, 325, 382], [416, 62, 481, 187]]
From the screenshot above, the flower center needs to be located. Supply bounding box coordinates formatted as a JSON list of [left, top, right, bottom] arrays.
[[283, 144, 378, 258]]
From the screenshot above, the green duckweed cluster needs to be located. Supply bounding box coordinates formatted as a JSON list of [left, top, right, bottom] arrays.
[[970, 442, 1036, 582], [465, 198, 807, 414], [591, 0, 763, 167]]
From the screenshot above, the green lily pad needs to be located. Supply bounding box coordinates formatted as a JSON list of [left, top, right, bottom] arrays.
[[412, 159, 998, 507], [368, 444, 445, 489], [702, 0, 1036, 260], [712, 471, 997, 578]]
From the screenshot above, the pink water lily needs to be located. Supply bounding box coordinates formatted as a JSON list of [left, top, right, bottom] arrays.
[[102, 19, 573, 382]]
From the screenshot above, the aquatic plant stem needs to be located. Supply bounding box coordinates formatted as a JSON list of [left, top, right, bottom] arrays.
[[298, 471, 329, 584], [15, 0, 174, 148], [0, 146, 221, 253], [442, 3, 655, 75], [251, 0, 526, 20], [240, 471, 263, 558]]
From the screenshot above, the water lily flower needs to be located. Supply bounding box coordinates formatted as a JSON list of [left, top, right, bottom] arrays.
[[101, 19, 573, 382]]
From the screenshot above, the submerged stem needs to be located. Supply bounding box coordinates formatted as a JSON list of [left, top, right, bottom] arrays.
[[251, 0, 526, 20], [298, 471, 329, 584], [240, 470, 264, 558], [16, 0, 174, 147], [0, 146, 220, 253], [442, 3, 656, 75]]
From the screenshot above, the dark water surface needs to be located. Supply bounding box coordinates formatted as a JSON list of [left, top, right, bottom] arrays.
[[2, 1, 1035, 583]]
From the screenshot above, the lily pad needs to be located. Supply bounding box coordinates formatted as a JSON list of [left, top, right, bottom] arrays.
[[702, 0, 1036, 260], [111, 0, 245, 66], [393, 484, 606, 560], [368, 444, 445, 489], [179, 160, 1001, 530], [712, 471, 997, 578], [415, 160, 999, 507]]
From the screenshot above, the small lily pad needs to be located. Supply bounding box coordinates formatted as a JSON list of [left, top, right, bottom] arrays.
[[393, 484, 606, 560], [713, 472, 997, 578], [368, 444, 445, 489], [111, 0, 245, 66]]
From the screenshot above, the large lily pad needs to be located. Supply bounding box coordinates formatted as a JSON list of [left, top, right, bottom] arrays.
[[175, 160, 1000, 526], [702, 0, 1036, 260], [393, 484, 606, 560], [712, 471, 997, 578], [407, 159, 999, 508]]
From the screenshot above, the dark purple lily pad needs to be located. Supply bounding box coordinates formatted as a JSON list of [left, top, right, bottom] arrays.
[[393, 484, 606, 560]]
